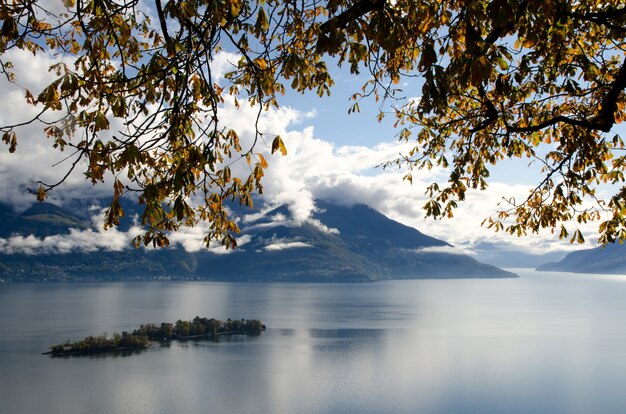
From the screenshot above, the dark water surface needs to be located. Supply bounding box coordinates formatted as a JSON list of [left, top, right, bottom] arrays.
[[2, 269, 626, 413]]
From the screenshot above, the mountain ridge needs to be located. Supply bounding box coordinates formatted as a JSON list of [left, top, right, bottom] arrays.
[[537, 243, 626, 274], [0, 200, 516, 282]]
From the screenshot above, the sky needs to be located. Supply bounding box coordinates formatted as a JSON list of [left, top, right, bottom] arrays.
[[0, 25, 613, 258]]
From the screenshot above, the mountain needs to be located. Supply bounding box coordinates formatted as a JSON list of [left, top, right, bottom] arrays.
[[0, 202, 90, 238], [471, 241, 569, 268], [0, 200, 516, 282], [537, 243, 626, 274]]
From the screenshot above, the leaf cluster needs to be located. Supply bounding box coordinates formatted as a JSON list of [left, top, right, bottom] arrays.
[[2, 0, 626, 245], [380, 0, 626, 244]]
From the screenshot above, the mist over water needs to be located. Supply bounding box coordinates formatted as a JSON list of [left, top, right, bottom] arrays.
[[2, 269, 626, 414]]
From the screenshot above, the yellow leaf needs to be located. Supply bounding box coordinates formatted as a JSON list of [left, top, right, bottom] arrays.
[[271, 136, 287, 156], [255, 58, 268, 70], [37, 185, 47, 202]]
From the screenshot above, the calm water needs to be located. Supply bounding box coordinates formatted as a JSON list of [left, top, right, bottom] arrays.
[[2, 269, 626, 414]]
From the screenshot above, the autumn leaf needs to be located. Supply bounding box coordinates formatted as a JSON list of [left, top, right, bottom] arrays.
[[36, 185, 47, 202], [271, 136, 287, 156]]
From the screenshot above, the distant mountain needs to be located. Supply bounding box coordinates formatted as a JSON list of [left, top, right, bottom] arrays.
[[0, 202, 89, 238], [314, 201, 446, 249], [471, 241, 569, 268], [0, 200, 516, 282], [537, 243, 626, 274]]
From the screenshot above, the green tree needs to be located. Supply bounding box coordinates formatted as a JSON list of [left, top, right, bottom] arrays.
[[244, 319, 263, 333], [174, 319, 191, 337], [1, 0, 626, 245], [160, 323, 174, 339]]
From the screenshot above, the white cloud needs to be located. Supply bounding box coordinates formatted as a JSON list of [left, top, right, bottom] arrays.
[[0, 48, 138, 211], [264, 241, 312, 251], [243, 211, 292, 232], [250, 110, 594, 255], [416, 245, 476, 256], [167, 224, 251, 254], [0, 212, 143, 255], [0, 206, 252, 255], [210, 51, 242, 84], [308, 218, 340, 235]]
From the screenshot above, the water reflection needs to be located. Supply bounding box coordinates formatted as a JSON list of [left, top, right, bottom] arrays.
[[2, 270, 626, 413], [46, 348, 147, 359]]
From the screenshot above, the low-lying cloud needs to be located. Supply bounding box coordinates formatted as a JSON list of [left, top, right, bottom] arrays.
[[415, 246, 476, 256], [0, 212, 142, 255], [264, 241, 312, 251]]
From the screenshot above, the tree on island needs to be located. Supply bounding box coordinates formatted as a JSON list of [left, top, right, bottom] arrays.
[[47, 316, 265, 355], [48, 330, 150, 354], [136, 317, 263, 339], [1, 0, 626, 245]]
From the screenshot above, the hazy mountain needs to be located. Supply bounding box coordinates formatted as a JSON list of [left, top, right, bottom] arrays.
[[0, 200, 516, 282], [537, 243, 626, 274], [471, 241, 569, 268]]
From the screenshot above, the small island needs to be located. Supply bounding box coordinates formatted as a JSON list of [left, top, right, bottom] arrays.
[[44, 316, 265, 356]]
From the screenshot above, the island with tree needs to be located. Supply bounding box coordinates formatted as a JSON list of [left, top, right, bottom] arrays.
[[44, 316, 265, 356]]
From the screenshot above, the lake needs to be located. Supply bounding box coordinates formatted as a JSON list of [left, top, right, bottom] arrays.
[[2, 269, 626, 413]]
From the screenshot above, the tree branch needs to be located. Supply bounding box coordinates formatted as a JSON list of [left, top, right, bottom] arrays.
[[319, 0, 386, 33], [507, 58, 626, 134], [567, 8, 626, 33], [593, 57, 626, 131], [469, 85, 498, 133], [154, 0, 171, 47], [507, 114, 596, 133]]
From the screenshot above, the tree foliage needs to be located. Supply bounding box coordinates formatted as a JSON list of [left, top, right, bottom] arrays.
[[1, 0, 626, 245]]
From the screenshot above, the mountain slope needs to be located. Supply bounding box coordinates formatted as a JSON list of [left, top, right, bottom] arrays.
[[314, 200, 447, 249], [0, 200, 516, 282], [472, 242, 568, 268], [537, 243, 626, 274], [0, 202, 89, 238]]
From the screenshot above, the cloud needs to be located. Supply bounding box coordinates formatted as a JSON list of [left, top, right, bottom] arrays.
[[0, 207, 251, 255], [0, 212, 143, 255], [416, 245, 476, 256], [250, 112, 594, 255], [209, 51, 242, 84], [167, 223, 251, 254], [308, 218, 340, 235], [243, 210, 288, 225], [264, 241, 312, 251], [0, 48, 146, 211]]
